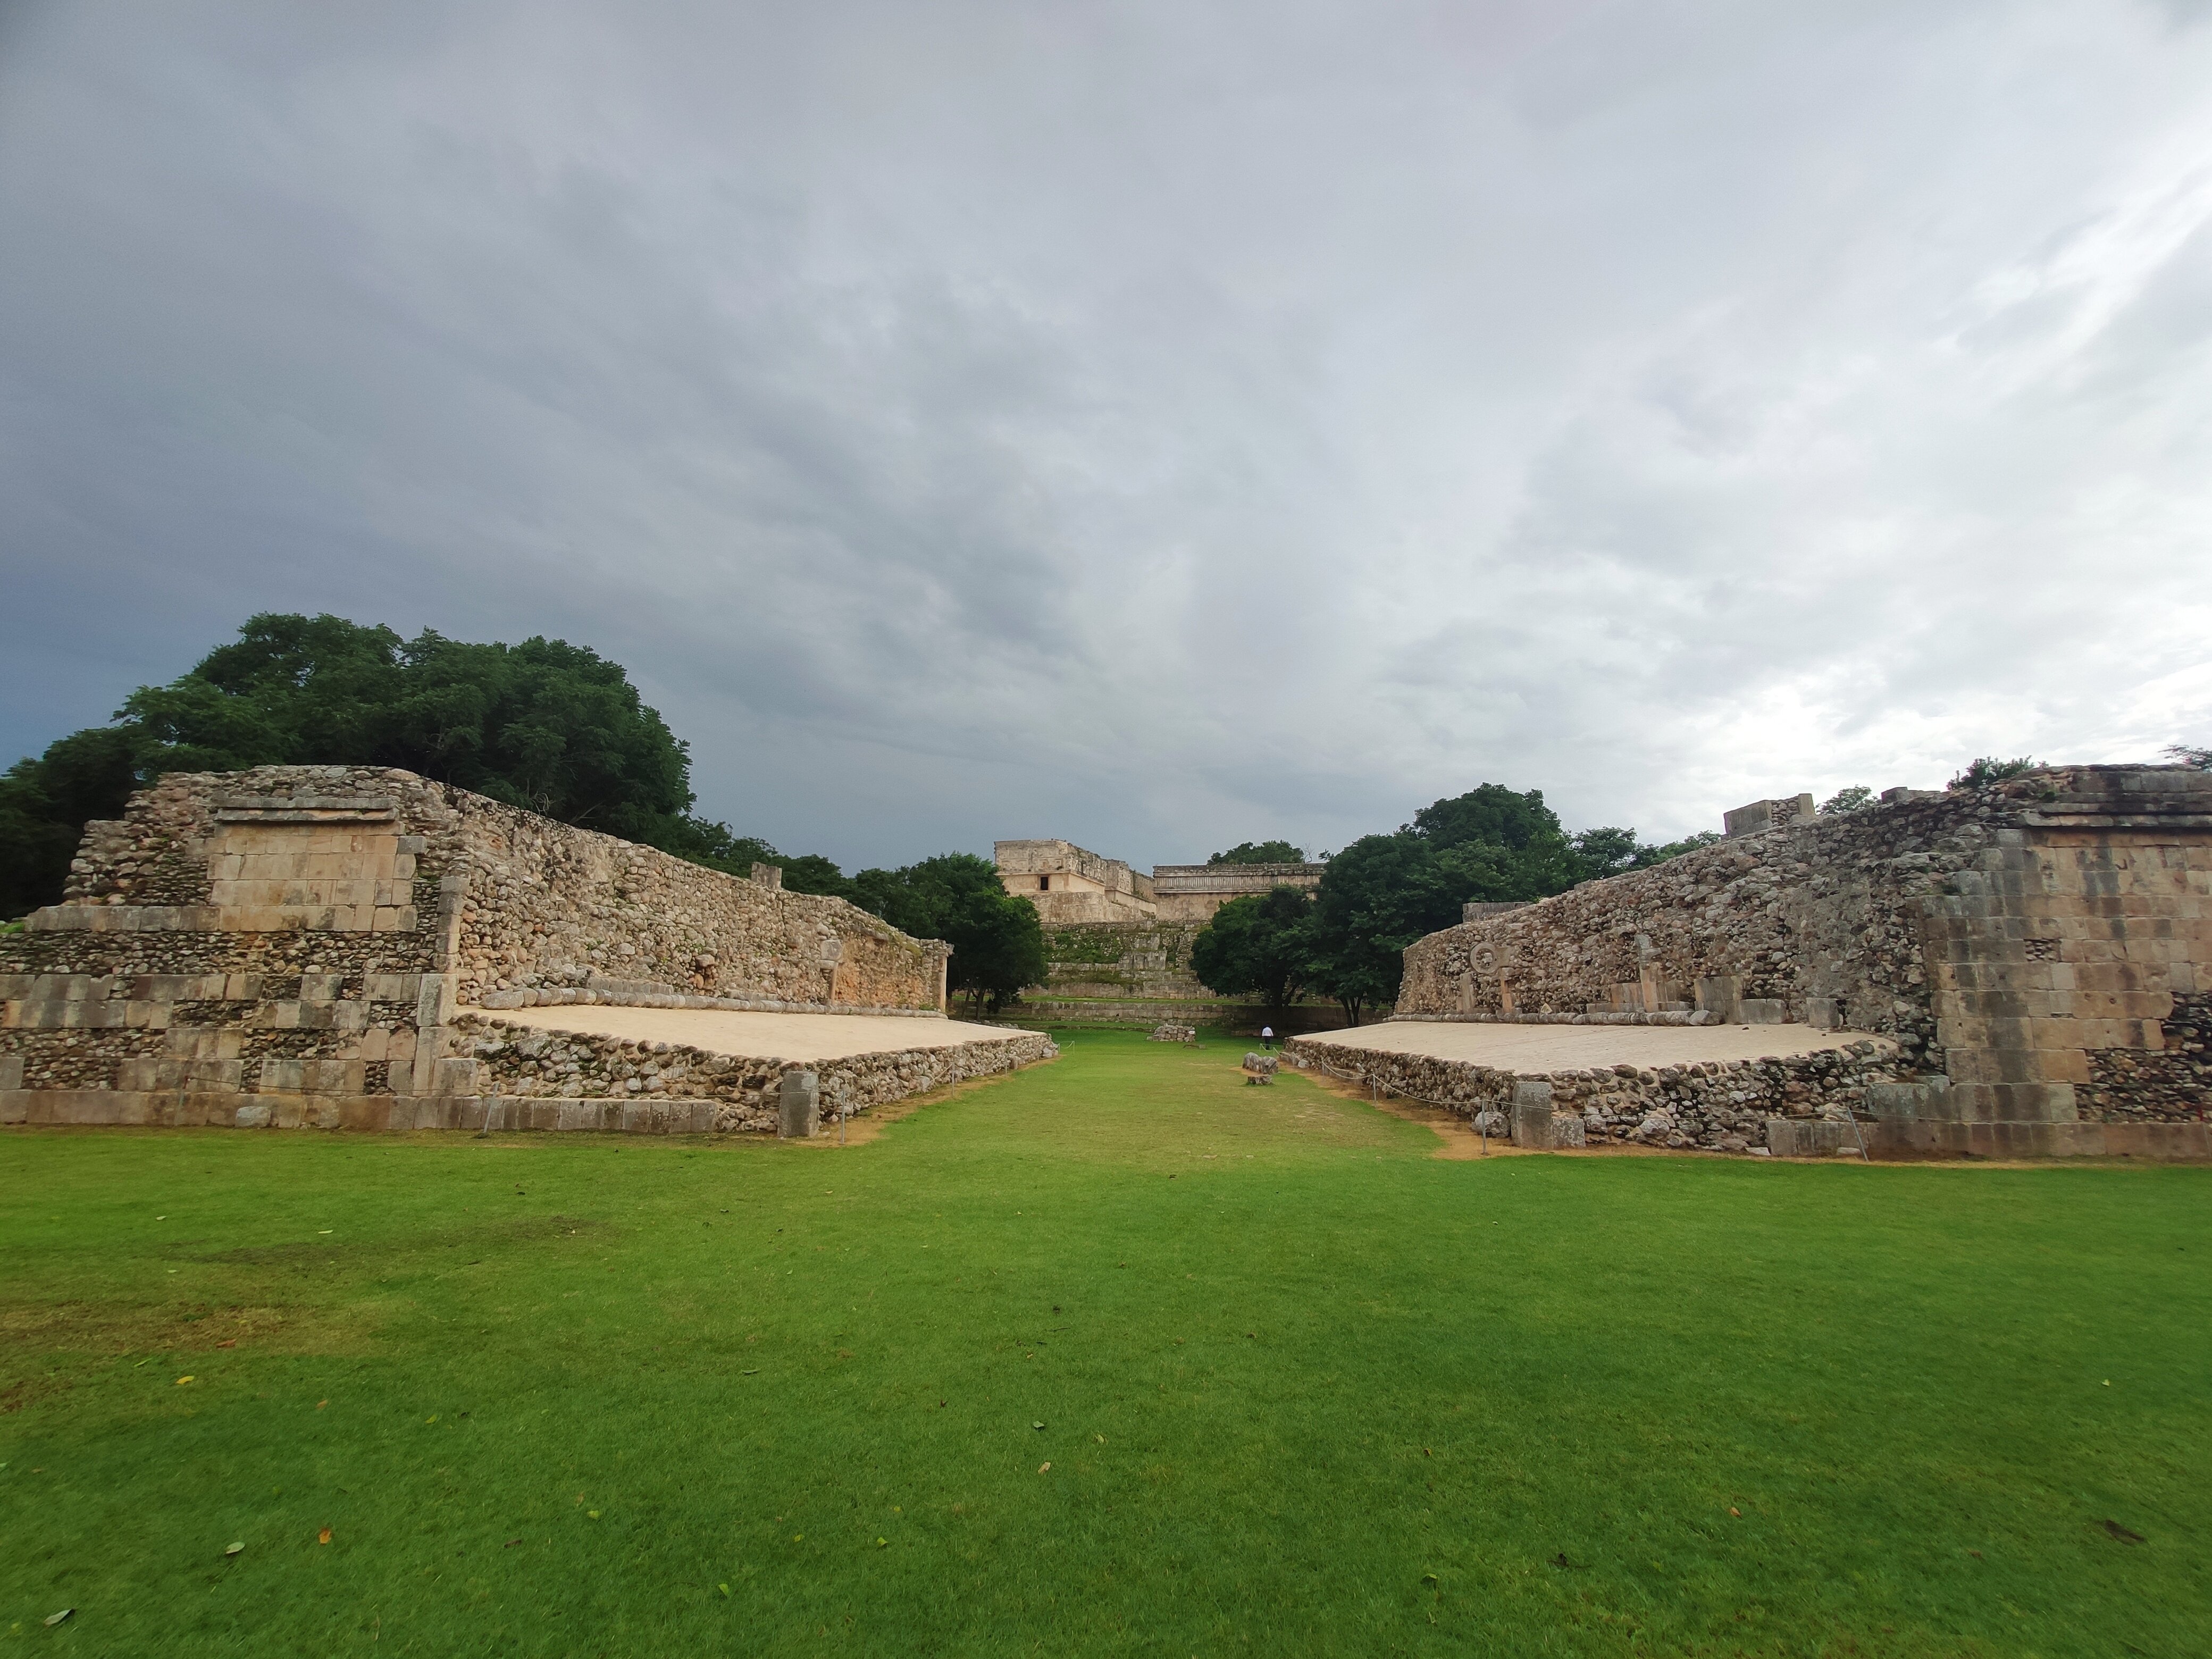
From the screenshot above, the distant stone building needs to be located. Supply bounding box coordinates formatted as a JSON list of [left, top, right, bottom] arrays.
[[994, 840, 1325, 926], [993, 840, 1350, 1030], [1150, 862, 1326, 922], [992, 840, 1158, 923]]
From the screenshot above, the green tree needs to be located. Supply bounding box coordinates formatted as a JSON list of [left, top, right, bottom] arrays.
[[2164, 744, 2211, 771], [1819, 786, 1875, 815], [1297, 833, 1456, 1020], [120, 615, 698, 844], [1948, 756, 2041, 789], [0, 726, 148, 919], [1207, 840, 1306, 865], [1189, 886, 1314, 1023], [1411, 783, 1583, 896], [0, 611, 851, 917], [850, 853, 1045, 1015], [1640, 829, 1723, 864], [1570, 826, 1643, 880], [1296, 783, 1595, 1017]]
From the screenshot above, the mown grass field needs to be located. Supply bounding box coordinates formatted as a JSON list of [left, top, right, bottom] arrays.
[[2, 1028, 2207, 1656]]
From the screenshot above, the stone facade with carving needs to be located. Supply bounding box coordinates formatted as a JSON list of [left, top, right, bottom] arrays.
[[1150, 862, 1326, 922], [0, 766, 1021, 1136], [1386, 766, 2212, 1157]]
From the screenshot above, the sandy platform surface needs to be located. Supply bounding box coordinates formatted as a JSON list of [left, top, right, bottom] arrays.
[[488, 1006, 1024, 1062], [1294, 1020, 1869, 1069]]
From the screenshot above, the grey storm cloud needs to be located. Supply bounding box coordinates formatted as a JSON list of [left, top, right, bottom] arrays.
[[3, 0, 2210, 870]]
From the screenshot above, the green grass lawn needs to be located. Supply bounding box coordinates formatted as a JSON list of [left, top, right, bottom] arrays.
[[3, 1030, 2206, 1656]]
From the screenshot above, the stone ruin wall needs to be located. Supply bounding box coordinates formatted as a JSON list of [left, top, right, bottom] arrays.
[[435, 1015, 1053, 1135], [1395, 765, 2212, 1144], [426, 784, 943, 1013], [1040, 920, 1209, 1000], [0, 766, 957, 1130], [1287, 1035, 1903, 1155]]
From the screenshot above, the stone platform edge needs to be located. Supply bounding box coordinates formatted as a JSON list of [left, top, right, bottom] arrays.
[[1, 1028, 1054, 1136], [1283, 1034, 2210, 1160], [471, 987, 949, 1017]]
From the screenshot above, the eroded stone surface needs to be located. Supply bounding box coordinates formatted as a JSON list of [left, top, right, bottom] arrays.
[[0, 766, 1013, 1135]]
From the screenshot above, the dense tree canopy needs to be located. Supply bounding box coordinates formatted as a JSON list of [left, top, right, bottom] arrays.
[[1292, 783, 1724, 1021], [848, 853, 1045, 1014], [0, 725, 144, 920], [0, 613, 811, 917], [1206, 840, 1306, 865], [1188, 886, 1314, 1021], [117, 613, 697, 842]]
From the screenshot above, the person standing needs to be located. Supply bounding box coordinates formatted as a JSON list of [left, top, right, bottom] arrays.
[[1260, 1025, 1275, 1051]]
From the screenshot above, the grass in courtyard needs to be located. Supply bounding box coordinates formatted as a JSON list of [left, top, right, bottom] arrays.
[[2, 1028, 2207, 1656]]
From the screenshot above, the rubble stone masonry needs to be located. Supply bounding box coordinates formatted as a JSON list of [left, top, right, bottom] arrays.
[[1, 766, 970, 1134], [1393, 765, 2212, 1155]]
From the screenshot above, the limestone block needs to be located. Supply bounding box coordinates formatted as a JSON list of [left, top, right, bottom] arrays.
[[1723, 794, 1815, 837], [1512, 1079, 1556, 1149], [1947, 1080, 2079, 1124], [388, 1059, 415, 1095], [111, 1057, 157, 1092], [166, 1026, 244, 1061], [0, 1056, 21, 1092], [303, 1059, 366, 1094], [236, 1103, 272, 1129], [431, 1057, 481, 1096], [1739, 999, 1789, 1025], [365, 974, 418, 1003], [1864, 1078, 1953, 1120], [1764, 1119, 1864, 1157], [299, 973, 343, 1002], [1943, 1045, 2090, 1086], [778, 1070, 820, 1138], [259, 1058, 305, 1093], [223, 974, 264, 1002], [54, 1000, 126, 1030], [1695, 976, 1742, 1022]]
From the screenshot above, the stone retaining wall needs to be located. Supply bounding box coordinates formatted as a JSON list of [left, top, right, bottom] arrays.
[[1286, 1034, 1902, 1155], [0, 1019, 1053, 1136], [448, 1013, 1056, 1133], [1, 766, 956, 1129], [1398, 766, 2212, 1141]]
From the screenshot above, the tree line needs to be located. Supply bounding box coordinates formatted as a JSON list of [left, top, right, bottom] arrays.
[[8, 614, 2205, 1024], [1184, 786, 1728, 1026]]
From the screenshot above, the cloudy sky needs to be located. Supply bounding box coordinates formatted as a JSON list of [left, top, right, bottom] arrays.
[[3, 1, 2209, 870]]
